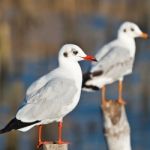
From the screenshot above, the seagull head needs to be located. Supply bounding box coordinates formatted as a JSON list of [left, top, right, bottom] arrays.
[[118, 21, 149, 39], [59, 44, 97, 62]]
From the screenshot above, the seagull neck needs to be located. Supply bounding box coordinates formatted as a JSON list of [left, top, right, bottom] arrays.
[[118, 35, 136, 57], [59, 58, 82, 83]]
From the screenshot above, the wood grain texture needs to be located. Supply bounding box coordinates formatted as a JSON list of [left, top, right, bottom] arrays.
[[102, 100, 131, 150], [43, 144, 68, 150]]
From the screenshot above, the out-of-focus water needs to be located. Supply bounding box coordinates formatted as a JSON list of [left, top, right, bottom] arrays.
[[1, 51, 150, 150], [0, 15, 150, 150]]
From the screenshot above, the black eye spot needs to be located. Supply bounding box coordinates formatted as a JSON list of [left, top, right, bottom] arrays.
[[63, 52, 68, 57], [73, 50, 78, 55], [131, 28, 134, 32], [123, 29, 127, 32]]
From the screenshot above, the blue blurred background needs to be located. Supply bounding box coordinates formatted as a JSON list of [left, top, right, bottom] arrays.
[[0, 0, 150, 150]]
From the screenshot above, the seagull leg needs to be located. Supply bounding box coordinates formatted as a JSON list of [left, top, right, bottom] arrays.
[[37, 125, 43, 148], [118, 80, 126, 105], [102, 85, 107, 107], [58, 121, 63, 144], [57, 121, 69, 144], [37, 125, 52, 149]]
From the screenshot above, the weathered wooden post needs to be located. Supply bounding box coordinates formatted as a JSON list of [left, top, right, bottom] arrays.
[[43, 144, 68, 150], [102, 100, 131, 150]]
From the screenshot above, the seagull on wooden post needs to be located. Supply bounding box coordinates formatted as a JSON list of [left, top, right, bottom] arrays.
[[82, 22, 149, 105], [0, 44, 97, 148]]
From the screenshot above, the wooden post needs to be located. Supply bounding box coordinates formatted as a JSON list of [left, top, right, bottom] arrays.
[[102, 100, 131, 150], [43, 144, 68, 150]]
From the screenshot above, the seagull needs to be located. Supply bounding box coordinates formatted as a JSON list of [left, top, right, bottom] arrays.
[[0, 44, 96, 148], [82, 22, 149, 106]]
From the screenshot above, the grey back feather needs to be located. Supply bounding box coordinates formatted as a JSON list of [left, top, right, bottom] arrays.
[[91, 46, 134, 80], [16, 77, 78, 122]]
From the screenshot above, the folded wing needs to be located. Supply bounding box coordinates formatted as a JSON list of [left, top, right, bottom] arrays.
[[16, 77, 78, 123], [91, 46, 133, 80]]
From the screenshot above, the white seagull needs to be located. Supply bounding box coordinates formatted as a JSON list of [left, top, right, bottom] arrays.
[[82, 22, 148, 106], [0, 44, 96, 148]]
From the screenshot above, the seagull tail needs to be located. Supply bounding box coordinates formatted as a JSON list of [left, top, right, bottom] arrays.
[[82, 72, 100, 92], [0, 118, 40, 134]]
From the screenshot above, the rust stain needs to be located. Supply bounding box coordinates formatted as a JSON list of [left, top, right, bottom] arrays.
[[102, 100, 122, 125]]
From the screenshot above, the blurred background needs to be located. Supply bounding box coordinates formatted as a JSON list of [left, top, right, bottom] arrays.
[[0, 0, 150, 150]]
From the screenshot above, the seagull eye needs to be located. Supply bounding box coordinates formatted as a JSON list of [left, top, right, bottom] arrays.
[[131, 28, 134, 32], [123, 29, 127, 32], [63, 52, 68, 57], [73, 50, 78, 55]]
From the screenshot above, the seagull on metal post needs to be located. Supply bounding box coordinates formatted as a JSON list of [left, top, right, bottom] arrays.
[[82, 22, 149, 106], [0, 44, 97, 148]]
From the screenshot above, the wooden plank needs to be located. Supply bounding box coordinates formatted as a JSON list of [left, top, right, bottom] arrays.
[[43, 144, 68, 150]]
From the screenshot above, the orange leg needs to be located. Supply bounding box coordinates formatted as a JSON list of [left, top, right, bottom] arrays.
[[37, 125, 51, 149], [118, 80, 126, 105], [102, 85, 107, 107], [58, 122, 63, 144], [57, 121, 69, 144]]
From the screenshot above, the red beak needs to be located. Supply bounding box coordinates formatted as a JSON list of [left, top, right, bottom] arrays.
[[140, 32, 149, 39], [82, 55, 97, 62]]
